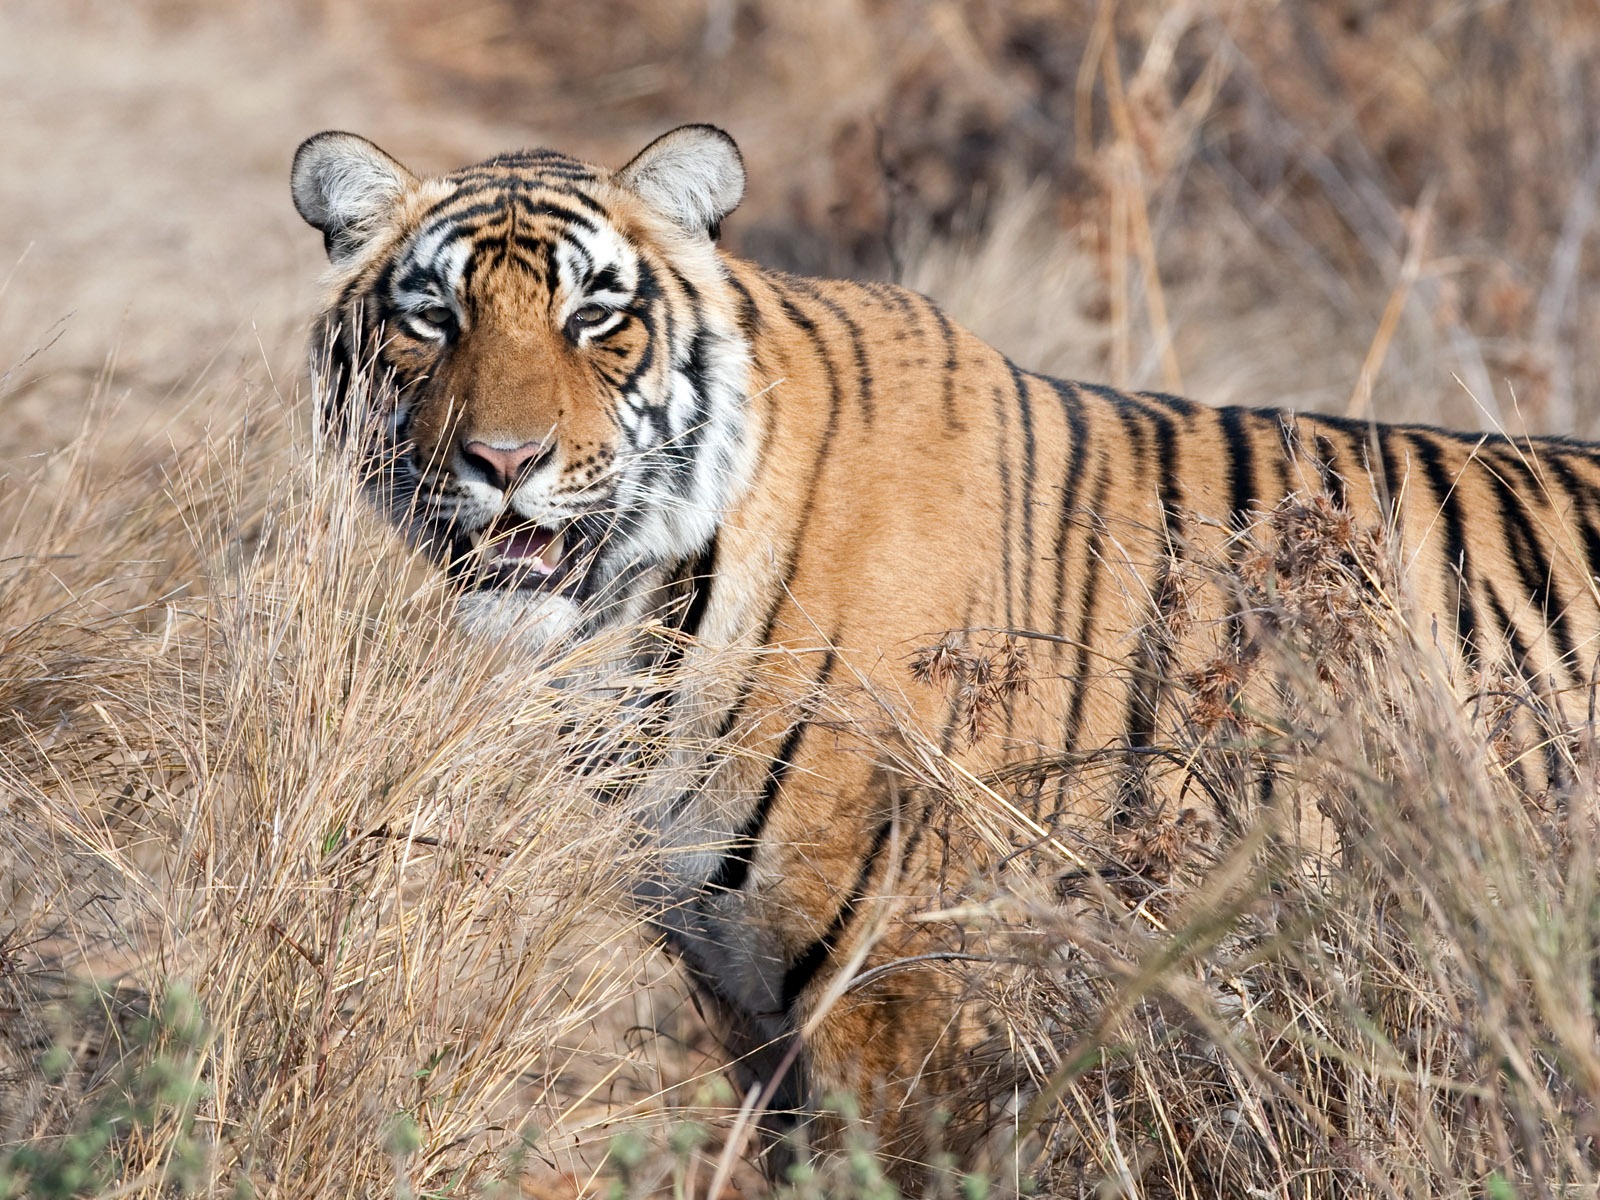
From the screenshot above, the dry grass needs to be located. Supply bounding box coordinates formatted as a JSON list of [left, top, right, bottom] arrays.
[[5, 0, 1600, 1196], [920, 497, 1600, 1197], [0, 390, 713, 1195]]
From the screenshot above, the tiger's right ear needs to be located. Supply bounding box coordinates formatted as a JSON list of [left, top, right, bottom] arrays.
[[291, 132, 416, 262]]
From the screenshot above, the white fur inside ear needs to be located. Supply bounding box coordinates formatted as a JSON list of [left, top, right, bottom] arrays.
[[291, 131, 414, 260], [618, 125, 745, 236]]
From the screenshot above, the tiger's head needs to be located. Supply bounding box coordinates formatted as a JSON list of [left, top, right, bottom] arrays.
[[291, 126, 754, 647]]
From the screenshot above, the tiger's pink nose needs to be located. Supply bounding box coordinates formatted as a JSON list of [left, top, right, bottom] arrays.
[[460, 438, 554, 492]]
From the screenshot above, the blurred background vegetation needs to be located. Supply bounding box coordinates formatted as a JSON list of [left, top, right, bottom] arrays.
[[5, 0, 1600, 467]]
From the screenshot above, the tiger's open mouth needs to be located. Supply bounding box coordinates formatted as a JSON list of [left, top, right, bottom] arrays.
[[455, 511, 583, 594]]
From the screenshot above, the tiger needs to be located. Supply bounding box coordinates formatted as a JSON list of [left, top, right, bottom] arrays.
[[289, 123, 1600, 1180]]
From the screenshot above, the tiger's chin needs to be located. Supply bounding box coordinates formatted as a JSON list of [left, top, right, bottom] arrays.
[[452, 588, 584, 654]]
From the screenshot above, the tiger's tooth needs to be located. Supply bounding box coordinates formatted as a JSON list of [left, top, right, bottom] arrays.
[[542, 529, 566, 570]]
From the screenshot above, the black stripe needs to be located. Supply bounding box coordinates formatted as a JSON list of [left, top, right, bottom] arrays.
[[514, 196, 603, 233], [703, 648, 839, 896], [894, 794, 935, 885], [630, 256, 664, 307], [1046, 379, 1091, 637], [1542, 452, 1600, 590], [1482, 446, 1579, 669], [1117, 592, 1166, 828], [674, 533, 720, 642], [639, 534, 721, 721], [1312, 414, 1377, 509], [454, 159, 599, 185], [1135, 391, 1187, 526], [1109, 396, 1153, 504], [1264, 413, 1294, 496], [865, 280, 919, 321], [724, 272, 763, 340], [1008, 361, 1039, 628], [1216, 406, 1258, 530], [1370, 422, 1405, 524], [391, 258, 442, 299], [1077, 383, 1125, 405], [1138, 390, 1199, 415], [674, 270, 703, 322], [1065, 457, 1114, 748], [462, 148, 595, 174], [785, 279, 876, 423], [1406, 431, 1482, 662], [1275, 411, 1302, 481], [1486, 583, 1538, 681], [712, 682, 755, 744], [457, 238, 492, 295], [677, 328, 715, 409], [613, 324, 656, 398], [992, 382, 1017, 631], [663, 676, 759, 822], [750, 289, 845, 648], [500, 233, 548, 284], [1482, 588, 1552, 790], [417, 198, 523, 228], [1308, 427, 1350, 511], [316, 319, 357, 440], [1113, 397, 1188, 824], [553, 187, 612, 217], [931, 301, 963, 431], [780, 809, 898, 1008]]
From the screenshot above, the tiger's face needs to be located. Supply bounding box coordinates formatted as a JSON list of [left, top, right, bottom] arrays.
[[291, 127, 753, 647]]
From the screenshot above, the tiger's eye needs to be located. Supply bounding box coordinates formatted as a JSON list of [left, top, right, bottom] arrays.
[[406, 304, 456, 341], [564, 302, 615, 341]]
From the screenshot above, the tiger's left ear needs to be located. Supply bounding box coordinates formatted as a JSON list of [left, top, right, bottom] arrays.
[[618, 125, 745, 239]]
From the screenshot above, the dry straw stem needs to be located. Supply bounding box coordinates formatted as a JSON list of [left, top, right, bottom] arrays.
[[1089, 0, 1184, 394], [1346, 185, 1436, 420]]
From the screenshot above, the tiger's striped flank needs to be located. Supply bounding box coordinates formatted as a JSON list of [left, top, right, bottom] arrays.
[[292, 124, 1600, 1180]]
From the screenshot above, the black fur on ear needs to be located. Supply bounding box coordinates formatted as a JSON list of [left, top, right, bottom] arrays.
[[291, 131, 415, 262], [618, 125, 745, 238]]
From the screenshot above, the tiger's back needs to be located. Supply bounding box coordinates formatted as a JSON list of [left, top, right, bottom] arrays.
[[291, 123, 1600, 1178]]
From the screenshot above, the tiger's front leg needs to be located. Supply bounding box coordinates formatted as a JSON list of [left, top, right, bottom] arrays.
[[789, 966, 972, 1171], [722, 755, 1001, 1182]]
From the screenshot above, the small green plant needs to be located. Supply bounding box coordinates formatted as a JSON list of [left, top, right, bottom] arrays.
[[601, 1129, 651, 1200], [0, 984, 209, 1198]]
